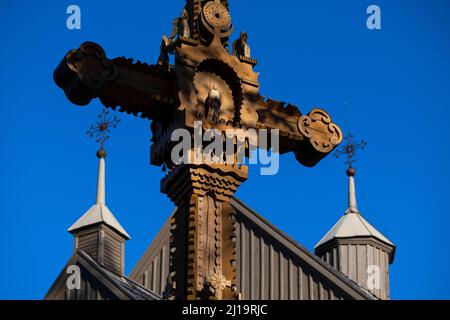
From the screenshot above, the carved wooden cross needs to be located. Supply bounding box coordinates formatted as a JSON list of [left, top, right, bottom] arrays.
[[54, 0, 343, 300]]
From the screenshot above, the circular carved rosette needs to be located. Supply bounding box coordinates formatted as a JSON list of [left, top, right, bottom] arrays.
[[298, 108, 343, 153], [201, 1, 233, 37]]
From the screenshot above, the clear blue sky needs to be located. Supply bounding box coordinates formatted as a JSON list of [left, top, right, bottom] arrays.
[[1, 0, 449, 299]]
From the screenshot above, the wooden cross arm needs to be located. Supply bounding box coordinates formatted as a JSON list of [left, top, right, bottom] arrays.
[[53, 42, 179, 121], [250, 95, 343, 167]]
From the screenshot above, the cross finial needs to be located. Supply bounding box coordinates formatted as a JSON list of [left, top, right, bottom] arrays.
[[333, 133, 366, 174], [86, 109, 120, 158]]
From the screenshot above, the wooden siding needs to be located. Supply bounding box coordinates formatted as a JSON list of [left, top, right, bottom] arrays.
[[129, 201, 372, 300], [75, 225, 125, 276], [236, 212, 348, 300], [318, 240, 391, 300], [77, 231, 98, 260], [128, 218, 171, 297], [103, 227, 124, 275]]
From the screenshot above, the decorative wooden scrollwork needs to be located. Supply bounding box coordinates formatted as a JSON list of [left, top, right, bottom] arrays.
[[65, 42, 117, 88], [54, 42, 117, 106], [298, 108, 343, 153]]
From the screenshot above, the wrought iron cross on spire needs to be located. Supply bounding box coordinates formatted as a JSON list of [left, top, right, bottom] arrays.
[[333, 133, 367, 169], [86, 109, 120, 157]]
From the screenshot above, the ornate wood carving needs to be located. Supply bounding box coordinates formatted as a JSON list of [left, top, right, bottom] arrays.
[[201, 1, 232, 35], [296, 109, 343, 167], [53, 0, 344, 300], [298, 108, 343, 153], [161, 164, 247, 300]]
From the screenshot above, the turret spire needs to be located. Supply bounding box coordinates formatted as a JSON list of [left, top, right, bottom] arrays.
[[86, 109, 119, 206], [315, 133, 395, 300], [68, 110, 129, 275], [96, 153, 106, 205], [70, 109, 127, 236], [334, 133, 366, 214], [346, 167, 358, 214]]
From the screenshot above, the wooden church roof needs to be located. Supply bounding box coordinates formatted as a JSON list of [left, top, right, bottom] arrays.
[[45, 249, 160, 300], [129, 197, 376, 300]]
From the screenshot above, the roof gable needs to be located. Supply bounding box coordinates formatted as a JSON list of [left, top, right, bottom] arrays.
[[45, 250, 159, 300]]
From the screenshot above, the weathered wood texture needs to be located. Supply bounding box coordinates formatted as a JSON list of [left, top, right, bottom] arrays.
[[74, 224, 125, 276], [160, 164, 247, 300]]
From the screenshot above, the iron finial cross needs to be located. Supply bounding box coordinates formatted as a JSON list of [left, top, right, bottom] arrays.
[[86, 109, 120, 155], [333, 133, 366, 168]]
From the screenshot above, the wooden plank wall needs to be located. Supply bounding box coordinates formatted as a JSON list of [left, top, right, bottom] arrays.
[[129, 210, 358, 300], [319, 244, 390, 299], [236, 215, 347, 300], [128, 220, 171, 297]]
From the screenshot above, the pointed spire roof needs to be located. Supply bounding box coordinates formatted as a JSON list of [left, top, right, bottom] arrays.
[[68, 150, 130, 239], [315, 168, 393, 249]]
